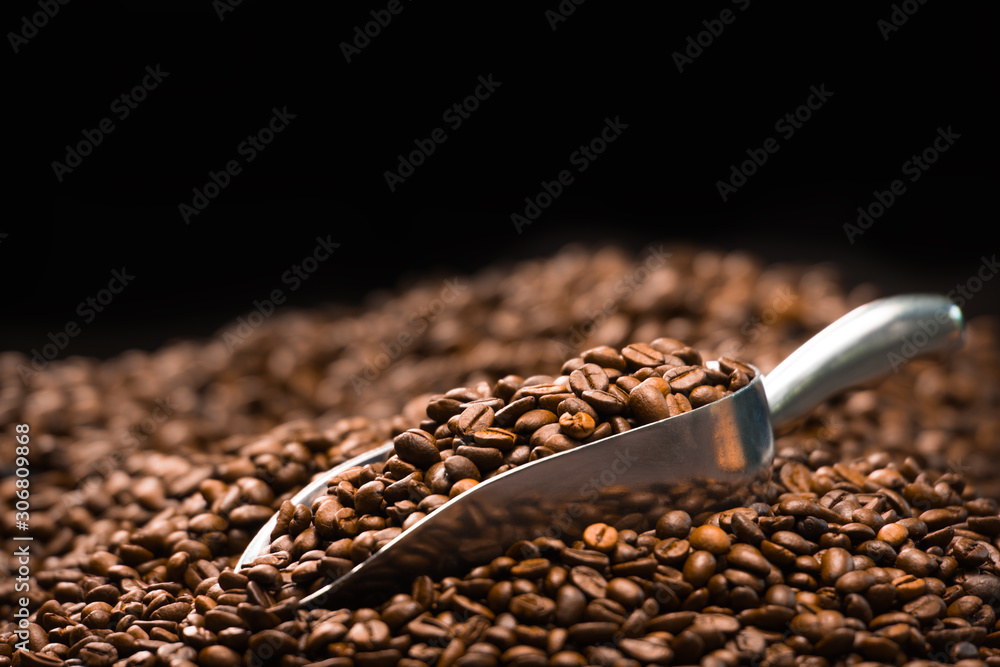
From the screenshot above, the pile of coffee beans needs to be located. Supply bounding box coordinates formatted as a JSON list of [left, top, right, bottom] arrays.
[[250, 345, 758, 587], [1, 242, 998, 666]]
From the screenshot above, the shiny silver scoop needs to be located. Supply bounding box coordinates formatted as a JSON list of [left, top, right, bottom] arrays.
[[236, 294, 964, 607]]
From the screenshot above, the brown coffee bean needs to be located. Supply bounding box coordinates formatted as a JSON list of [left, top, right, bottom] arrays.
[[580, 390, 626, 416], [727, 543, 770, 577], [507, 593, 556, 625], [458, 404, 495, 436], [569, 363, 610, 395], [719, 357, 756, 379], [664, 365, 707, 394], [394, 429, 441, 469], [444, 455, 481, 482], [896, 548, 937, 577], [77, 642, 118, 666], [876, 522, 909, 548], [618, 637, 674, 664], [689, 525, 731, 555], [621, 343, 664, 369], [513, 409, 558, 434], [627, 380, 669, 424], [194, 645, 241, 667], [833, 569, 874, 595], [581, 346, 627, 371], [582, 523, 618, 553], [951, 537, 990, 568], [728, 369, 750, 392], [656, 510, 692, 539], [688, 384, 723, 408], [557, 411, 595, 439], [455, 445, 504, 472], [902, 594, 946, 622], [683, 550, 717, 588], [664, 392, 692, 416], [354, 480, 386, 516], [569, 566, 608, 599], [493, 396, 538, 429], [606, 578, 644, 609]]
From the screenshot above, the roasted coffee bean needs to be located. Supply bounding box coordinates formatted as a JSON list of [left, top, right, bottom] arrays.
[[664, 365, 707, 395], [557, 411, 596, 439], [569, 363, 610, 395], [689, 525, 731, 555], [580, 390, 626, 416], [513, 409, 558, 434], [455, 445, 504, 472], [621, 343, 664, 369], [582, 345, 627, 371], [394, 429, 441, 469], [688, 384, 723, 408], [457, 404, 495, 437], [627, 379, 669, 424], [719, 357, 756, 379]]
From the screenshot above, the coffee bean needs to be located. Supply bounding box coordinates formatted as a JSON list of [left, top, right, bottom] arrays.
[[656, 511, 692, 539], [618, 637, 674, 664], [683, 550, 717, 588], [689, 525, 731, 555], [394, 429, 441, 469], [689, 384, 723, 408], [727, 544, 770, 577], [896, 548, 937, 577], [77, 642, 118, 666], [627, 380, 669, 424], [557, 411, 595, 440], [581, 346, 627, 371], [718, 357, 756, 379], [458, 404, 495, 437], [569, 566, 607, 599], [455, 445, 504, 472], [664, 365, 707, 395], [580, 390, 626, 416], [582, 523, 618, 553], [513, 409, 558, 434], [606, 578, 644, 609], [621, 343, 664, 369], [569, 363, 610, 395]]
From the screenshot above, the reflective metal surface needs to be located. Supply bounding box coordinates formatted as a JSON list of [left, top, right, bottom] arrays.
[[235, 293, 965, 608]]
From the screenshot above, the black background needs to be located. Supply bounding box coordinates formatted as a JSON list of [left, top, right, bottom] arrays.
[[4, 1, 997, 359]]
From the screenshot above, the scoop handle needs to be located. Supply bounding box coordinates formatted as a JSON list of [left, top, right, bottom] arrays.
[[763, 294, 964, 429]]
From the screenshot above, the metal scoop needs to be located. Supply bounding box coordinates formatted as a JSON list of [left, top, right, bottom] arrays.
[[236, 294, 964, 607]]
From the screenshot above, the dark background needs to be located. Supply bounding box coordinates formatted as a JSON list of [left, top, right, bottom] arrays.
[[3, 1, 997, 359]]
